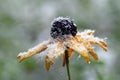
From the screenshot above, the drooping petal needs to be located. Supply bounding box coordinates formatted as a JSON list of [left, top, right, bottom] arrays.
[[86, 44, 98, 60], [78, 46, 91, 63], [97, 40, 107, 51], [62, 48, 74, 66], [79, 40, 99, 61], [17, 40, 52, 62], [75, 30, 107, 61], [67, 38, 91, 63], [89, 38, 108, 51], [89, 51, 98, 60], [45, 41, 65, 70], [45, 56, 54, 70], [77, 30, 107, 52]]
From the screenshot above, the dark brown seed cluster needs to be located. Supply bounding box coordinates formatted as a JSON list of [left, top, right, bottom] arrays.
[[50, 17, 77, 39]]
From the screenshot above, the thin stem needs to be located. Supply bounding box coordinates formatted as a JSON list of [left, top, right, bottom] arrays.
[[65, 48, 71, 80]]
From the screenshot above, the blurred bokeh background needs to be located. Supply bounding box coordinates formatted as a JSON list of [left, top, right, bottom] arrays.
[[0, 0, 120, 80]]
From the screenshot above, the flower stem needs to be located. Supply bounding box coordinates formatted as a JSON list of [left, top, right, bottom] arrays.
[[65, 48, 71, 80]]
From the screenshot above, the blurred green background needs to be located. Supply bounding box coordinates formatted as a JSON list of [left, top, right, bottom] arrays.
[[0, 0, 120, 80]]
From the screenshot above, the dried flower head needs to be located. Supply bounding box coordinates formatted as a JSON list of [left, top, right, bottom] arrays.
[[17, 17, 107, 70]]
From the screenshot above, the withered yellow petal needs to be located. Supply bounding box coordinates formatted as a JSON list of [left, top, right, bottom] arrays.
[[79, 50, 91, 63], [89, 51, 98, 60], [45, 56, 54, 71], [90, 41, 107, 51], [17, 40, 51, 62], [68, 49, 74, 59], [45, 41, 65, 70], [62, 48, 74, 66], [85, 43, 98, 60], [45, 62, 51, 71], [99, 41, 107, 51], [67, 39, 91, 63]]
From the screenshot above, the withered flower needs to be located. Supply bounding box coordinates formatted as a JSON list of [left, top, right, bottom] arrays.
[[17, 17, 107, 71]]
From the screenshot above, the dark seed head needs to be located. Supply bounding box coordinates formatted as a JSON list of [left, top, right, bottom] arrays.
[[50, 17, 77, 39]]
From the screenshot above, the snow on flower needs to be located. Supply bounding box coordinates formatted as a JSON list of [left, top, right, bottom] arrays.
[[17, 17, 107, 70]]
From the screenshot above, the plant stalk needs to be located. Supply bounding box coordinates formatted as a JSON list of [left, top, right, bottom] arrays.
[[65, 48, 71, 80]]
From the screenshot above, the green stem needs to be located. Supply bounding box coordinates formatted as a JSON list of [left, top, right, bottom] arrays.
[[65, 48, 71, 80]]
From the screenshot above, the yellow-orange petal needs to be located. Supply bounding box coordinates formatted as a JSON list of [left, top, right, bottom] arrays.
[[79, 49, 91, 63], [45, 41, 65, 70], [89, 37, 108, 52], [67, 38, 91, 63], [45, 62, 51, 71], [68, 48, 74, 59], [85, 43, 99, 60], [45, 56, 54, 71], [90, 40, 107, 51], [62, 48, 74, 66], [17, 40, 51, 62], [99, 41, 107, 51], [89, 51, 98, 60]]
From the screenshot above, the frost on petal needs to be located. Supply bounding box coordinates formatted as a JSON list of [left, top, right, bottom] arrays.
[[67, 38, 91, 63], [77, 30, 107, 51], [17, 40, 51, 62], [86, 44, 99, 60], [45, 41, 65, 70], [77, 30, 95, 37], [78, 46, 91, 63], [89, 37, 108, 51]]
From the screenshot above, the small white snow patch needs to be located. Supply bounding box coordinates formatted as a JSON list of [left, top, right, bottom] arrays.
[[18, 52, 27, 56]]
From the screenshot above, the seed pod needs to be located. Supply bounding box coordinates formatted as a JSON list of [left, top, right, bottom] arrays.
[[50, 17, 77, 39]]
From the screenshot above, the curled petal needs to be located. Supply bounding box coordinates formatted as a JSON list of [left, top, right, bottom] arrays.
[[45, 41, 65, 70], [81, 41, 99, 60], [90, 38, 107, 51], [78, 31, 107, 51], [86, 44, 98, 60], [77, 30, 108, 52], [67, 38, 91, 63], [98, 41, 107, 51], [17, 40, 52, 62]]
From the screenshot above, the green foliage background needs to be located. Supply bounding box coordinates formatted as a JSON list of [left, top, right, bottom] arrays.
[[0, 0, 120, 80]]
